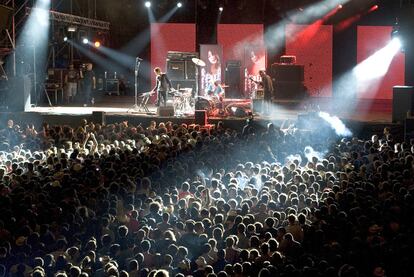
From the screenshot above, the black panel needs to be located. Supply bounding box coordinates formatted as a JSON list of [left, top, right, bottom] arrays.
[[393, 86, 414, 123], [7, 76, 32, 111], [271, 64, 305, 82], [274, 81, 307, 100], [225, 62, 242, 98]]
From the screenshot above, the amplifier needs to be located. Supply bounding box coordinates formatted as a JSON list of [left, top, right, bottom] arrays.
[[167, 60, 185, 80], [271, 64, 304, 83], [195, 110, 208, 125], [167, 51, 198, 60], [280, 55, 296, 64], [106, 79, 119, 95], [274, 81, 307, 100], [226, 60, 241, 67]]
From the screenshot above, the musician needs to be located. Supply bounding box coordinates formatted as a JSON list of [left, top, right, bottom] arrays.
[[153, 67, 172, 107], [259, 70, 274, 114], [80, 63, 96, 106], [207, 80, 223, 97], [64, 64, 80, 104]]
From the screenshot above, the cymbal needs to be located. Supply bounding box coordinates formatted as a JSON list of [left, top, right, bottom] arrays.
[[192, 58, 206, 67]]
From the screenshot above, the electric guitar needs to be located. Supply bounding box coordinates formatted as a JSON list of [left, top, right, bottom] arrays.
[[249, 77, 262, 86]]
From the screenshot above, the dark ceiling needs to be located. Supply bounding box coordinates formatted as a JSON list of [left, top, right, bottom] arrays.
[[46, 0, 400, 50]]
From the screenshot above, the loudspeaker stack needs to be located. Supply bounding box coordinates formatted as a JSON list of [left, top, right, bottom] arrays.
[[270, 63, 307, 100]]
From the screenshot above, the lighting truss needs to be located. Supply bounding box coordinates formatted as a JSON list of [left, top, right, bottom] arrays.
[[26, 7, 110, 31]]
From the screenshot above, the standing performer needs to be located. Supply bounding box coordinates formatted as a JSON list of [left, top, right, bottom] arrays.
[[64, 64, 80, 104], [153, 67, 172, 107], [81, 63, 96, 106], [259, 70, 274, 115]]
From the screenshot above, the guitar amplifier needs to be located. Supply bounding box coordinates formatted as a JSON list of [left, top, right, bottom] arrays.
[[271, 64, 304, 82], [280, 55, 296, 64], [167, 60, 185, 80]]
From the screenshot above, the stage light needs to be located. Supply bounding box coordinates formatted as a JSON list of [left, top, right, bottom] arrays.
[[370, 5, 379, 12], [67, 26, 76, 32], [219, 6, 223, 12], [177, 2, 182, 8], [338, 4, 343, 9], [63, 36, 68, 42], [145, 1, 151, 8], [94, 41, 101, 48], [353, 37, 402, 81], [82, 38, 89, 44]]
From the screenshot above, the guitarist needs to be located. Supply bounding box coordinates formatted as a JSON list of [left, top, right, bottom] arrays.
[[252, 70, 274, 114], [153, 67, 172, 107]]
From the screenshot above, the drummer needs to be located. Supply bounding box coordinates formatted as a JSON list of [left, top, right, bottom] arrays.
[[207, 80, 223, 98]]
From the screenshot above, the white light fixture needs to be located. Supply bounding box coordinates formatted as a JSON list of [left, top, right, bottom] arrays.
[[82, 38, 89, 44], [177, 2, 182, 8], [219, 6, 224, 12], [145, 1, 151, 8], [67, 26, 77, 32]]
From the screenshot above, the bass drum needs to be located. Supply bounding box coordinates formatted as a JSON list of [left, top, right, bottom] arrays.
[[195, 96, 213, 111]]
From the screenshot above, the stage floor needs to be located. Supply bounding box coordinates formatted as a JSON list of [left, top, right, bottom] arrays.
[[26, 96, 393, 124]]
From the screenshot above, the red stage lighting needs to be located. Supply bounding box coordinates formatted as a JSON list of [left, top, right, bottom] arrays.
[[94, 41, 101, 48], [369, 5, 379, 12]]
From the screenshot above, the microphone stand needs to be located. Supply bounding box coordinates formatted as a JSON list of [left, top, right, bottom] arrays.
[[128, 57, 143, 112]]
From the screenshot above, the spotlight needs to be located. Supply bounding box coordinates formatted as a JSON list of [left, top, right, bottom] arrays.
[[67, 26, 77, 32], [338, 4, 343, 9], [63, 36, 68, 42], [177, 2, 182, 8], [219, 6, 223, 12], [145, 1, 151, 8], [82, 38, 89, 44], [94, 41, 101, 48]]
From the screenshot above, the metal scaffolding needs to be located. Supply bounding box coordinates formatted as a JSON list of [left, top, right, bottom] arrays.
[[26, 8, 110, 31], [1, 0, 110, 78]]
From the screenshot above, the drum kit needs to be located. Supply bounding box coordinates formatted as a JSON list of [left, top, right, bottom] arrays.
[[169, 57, 228, 116], [169, 88, 193, 115], [132, 58, 230, 116]]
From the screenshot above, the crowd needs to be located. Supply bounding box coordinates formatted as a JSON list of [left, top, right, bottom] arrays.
[[0, 117, 413, 277]]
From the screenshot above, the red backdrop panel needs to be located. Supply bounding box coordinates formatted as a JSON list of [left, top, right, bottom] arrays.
[[285, 24, 333, 97], [150, 23, 196, 87], [217, 24, 265, 68], [356, 26, 405, 100]]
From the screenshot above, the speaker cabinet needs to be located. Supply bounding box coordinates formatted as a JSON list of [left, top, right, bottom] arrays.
[[393, 86, 414, 123], [274, 81, 307, 99], [225, 61, 242, 98], [158, 106, 175, 117], [8, 76, 32, 111], [185, 60, 196, 80], [167, 61, 185, 80], [92, 111, 106, 125], [271, 64, 305, 82], [195, 110, 208, 125]]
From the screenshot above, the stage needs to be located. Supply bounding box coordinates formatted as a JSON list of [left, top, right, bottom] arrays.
[[1, 95, 399, 138], [25, 95, 392, 121]]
